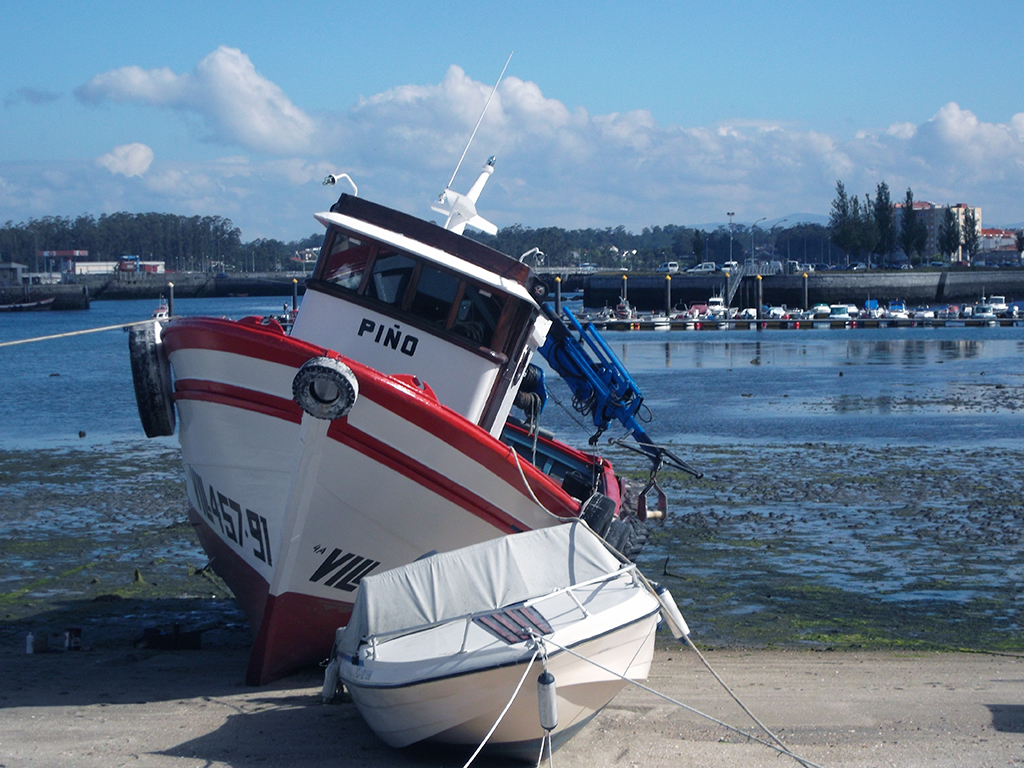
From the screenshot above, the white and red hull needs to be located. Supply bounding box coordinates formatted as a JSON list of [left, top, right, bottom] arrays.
[[162, 316, 584, 684]]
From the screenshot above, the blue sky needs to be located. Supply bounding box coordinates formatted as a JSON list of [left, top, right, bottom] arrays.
[[3, 0, 1023, 242]]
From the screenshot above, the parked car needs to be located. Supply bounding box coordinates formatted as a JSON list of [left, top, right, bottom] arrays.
[[686, 262, 719, 274], [847, 262, 867, 271], [721, 260, 740, 272], [656, 261, 679, 274]]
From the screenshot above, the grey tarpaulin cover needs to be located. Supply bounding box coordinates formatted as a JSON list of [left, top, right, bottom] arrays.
[[338, 521, 622, 656]]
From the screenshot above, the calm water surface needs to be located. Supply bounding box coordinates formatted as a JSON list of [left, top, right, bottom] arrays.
[[2, 298, 1023, 449]]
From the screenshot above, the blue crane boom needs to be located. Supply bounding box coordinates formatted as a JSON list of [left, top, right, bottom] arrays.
[[536, 303, 701, 481]]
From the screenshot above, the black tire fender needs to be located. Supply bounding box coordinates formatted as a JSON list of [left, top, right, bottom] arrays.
[[292, 357, 359, 420], [128, 320, 176, 437]]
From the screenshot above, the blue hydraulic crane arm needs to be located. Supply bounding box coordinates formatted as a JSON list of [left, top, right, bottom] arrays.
[[537, 303, 701, 478]]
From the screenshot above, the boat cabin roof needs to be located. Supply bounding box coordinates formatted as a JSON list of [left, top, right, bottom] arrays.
[[315, 194, 538, 305]]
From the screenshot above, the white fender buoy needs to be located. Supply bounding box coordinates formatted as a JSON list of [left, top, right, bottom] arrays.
[[655, 584, 690, 640], [292, 357, 359, 420], [537, 670, 558, 732], [128, 320, 176, 437], [321, 657, 341, 703]]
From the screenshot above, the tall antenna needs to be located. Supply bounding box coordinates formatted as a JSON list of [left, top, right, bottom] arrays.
[[442, 51, 513, 195]]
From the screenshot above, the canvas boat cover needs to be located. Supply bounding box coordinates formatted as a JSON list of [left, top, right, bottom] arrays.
[[338, 521, 623, 656]]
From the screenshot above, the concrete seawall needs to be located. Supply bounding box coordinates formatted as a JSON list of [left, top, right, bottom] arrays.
[[1, 272, 307, 309]]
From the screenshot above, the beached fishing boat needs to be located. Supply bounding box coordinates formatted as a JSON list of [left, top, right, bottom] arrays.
[[328, 521, 664, 761], [128, 159, 696, 684]]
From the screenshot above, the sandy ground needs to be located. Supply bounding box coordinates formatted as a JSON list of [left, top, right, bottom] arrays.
[[2, 644, 1022, 768]]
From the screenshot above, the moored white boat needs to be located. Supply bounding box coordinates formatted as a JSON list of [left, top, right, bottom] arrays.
[[151, 300, 170, 320], [885, 300, 909, 322], [329, 521, 664, 761]]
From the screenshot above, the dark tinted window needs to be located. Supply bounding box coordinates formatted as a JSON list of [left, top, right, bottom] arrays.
[[453, 284, 503, 346], [409, 265, 460, 326], [365, 251, 415, 306]]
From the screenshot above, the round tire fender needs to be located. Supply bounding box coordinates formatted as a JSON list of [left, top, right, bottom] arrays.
[[128, 320, 176, 437], [292, 357, 359, 420]]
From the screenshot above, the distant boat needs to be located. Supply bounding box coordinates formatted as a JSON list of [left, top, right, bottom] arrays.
[[151, 301, 170, 321], [0, 297, 55, 312]]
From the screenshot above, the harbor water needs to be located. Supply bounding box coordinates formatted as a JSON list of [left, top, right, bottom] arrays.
[[1, 297, 1022, 651]]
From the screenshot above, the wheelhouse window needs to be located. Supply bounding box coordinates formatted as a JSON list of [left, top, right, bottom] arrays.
[[320, 233, 372, 292], [365, 251, 415, 306], [453, 284, 502, 346], [312, 225, 522, 357], [409, 265, 460, 327]]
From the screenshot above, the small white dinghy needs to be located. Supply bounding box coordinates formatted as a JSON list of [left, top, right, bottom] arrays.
[[327, 520, 665, 761]]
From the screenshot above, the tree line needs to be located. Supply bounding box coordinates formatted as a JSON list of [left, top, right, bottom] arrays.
[[4, 191, 1020, 276], [828, 180, 1021, 265], [0, 213, 322, 273]]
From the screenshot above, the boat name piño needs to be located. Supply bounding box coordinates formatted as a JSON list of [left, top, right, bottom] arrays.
[[357, 318, 419, 356]]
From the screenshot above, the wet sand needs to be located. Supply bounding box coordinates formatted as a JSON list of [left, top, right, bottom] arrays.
[[2, 643, 1022, 767]]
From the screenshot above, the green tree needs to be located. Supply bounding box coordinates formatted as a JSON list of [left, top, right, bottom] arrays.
[[937, 206, 962, 260], [872, 182, 896, 264], [858, 194, 879, 264], [898, 188, 926, 262], [962, 208, 979, 262], [691, 229, 707, 263], [829, 181, 858, 264]]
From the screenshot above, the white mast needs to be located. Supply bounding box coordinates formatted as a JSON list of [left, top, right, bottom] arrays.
[[432, 53, 512, 235]]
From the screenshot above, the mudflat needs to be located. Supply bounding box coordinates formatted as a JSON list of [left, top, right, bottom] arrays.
[[2, 644, 1021, 767]]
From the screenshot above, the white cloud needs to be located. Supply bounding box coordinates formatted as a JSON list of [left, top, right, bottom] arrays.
[[96, 143, 154, 177], [7, 53, 1024, 240], [76, 47, 315, 154]]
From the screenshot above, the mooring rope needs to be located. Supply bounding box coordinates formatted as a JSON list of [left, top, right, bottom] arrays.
[[509, 446, 568, 523], [0, 318, 155, 348], [539, 635, 828, 768], [461, 646, 540, 768]]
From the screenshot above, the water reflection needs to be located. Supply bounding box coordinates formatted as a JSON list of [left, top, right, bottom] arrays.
[[542, 327, 1024, 447]]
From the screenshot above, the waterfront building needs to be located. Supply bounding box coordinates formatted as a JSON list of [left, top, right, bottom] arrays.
[[893, 201, 981, 262]]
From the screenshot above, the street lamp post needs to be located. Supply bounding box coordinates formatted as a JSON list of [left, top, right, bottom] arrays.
[[766, 219, 787, 269], [751, 217, 767, 264], [727, 212, 735, 262]]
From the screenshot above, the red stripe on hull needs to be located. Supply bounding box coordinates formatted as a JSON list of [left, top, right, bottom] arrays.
[[164, 317, 580, 518], [174, 378, 303, 424], [327, 420, 537, 534]]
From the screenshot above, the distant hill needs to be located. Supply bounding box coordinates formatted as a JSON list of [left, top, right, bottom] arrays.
[[692, 213, 829, 230]]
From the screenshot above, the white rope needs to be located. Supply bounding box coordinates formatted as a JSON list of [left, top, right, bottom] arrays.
[[539, 635, 828, 768], [461, 646, 539, 768], [509, 445, 567, 522], [535, 731, 554, 768], [0, 318, 155, 348]]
